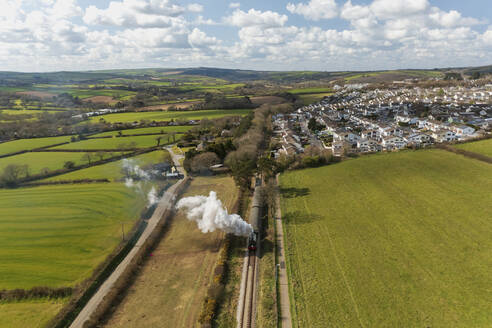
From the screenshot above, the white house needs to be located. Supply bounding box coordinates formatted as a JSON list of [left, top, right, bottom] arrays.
[[431, 130, 456, 142], [357, 138, 380, 152], [405, 133, 432, 145], [451, 125, 475, 136], [382, 136, 407, 150]]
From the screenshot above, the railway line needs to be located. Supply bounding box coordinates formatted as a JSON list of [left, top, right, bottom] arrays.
[[237, 179, 262, 328]]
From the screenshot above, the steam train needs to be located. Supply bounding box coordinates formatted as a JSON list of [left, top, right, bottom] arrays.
[[247, 178, 263, 251]]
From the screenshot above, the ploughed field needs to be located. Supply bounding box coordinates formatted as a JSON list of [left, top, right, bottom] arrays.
[[279, 149, 492, 327], [454, 138, 492, 158], [104, 176, 239, 328]]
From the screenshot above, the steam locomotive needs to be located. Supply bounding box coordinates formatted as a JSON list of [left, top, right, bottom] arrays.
[[247, 178, 263, 252]]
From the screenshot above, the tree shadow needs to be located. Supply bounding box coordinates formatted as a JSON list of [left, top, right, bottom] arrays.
[[283, 210, 321, 225], [279, 187, 310, 198]]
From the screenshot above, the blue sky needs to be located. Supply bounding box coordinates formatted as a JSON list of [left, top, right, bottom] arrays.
[[1, 0, 491, 72]]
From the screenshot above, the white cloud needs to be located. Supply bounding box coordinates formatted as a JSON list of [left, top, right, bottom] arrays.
[[187, 4, 203, 13], [287, 0, 337, 21], [188, 28, 220, 47], [369, 0, 429, 19], [225, 9, 288, 28], [229, 2, 240, 9]]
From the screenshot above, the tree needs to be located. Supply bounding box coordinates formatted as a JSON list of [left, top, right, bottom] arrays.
[[471, 71, 481, 80], [156, 136, 162, 146], [64, 161, 75, 169], [257, 156, 277, 180], [191, 152, 220, 174], [225, 149, 257, 190], [0, 164, 26, 187], [96, 151, 105, 161], [81, 152, 93, 164], [117, 131, 123, 137]]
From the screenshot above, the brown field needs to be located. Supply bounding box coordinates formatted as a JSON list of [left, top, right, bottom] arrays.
[[103, 175, 239, 328], [139, 101, 201, 111], [83, 96, 116, 104], [251, 95, 286, 105], [16, 91, 55, 99]]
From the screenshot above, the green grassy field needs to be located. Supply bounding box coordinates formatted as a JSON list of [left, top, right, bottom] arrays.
[[0, 136, 72, 156], [297, 92, 333, 105], [280, 150, 492, 327], [50, 134, 181, 150], [454, 138, 492, 158], [0, 183, 150, 290], [0, 152, 106, 175], [45, 150, 170, 181], [89, 125, 192, 138], [288, 87, 333, 94], [0, 299, 67, 328], [90, 109, 252, 123]]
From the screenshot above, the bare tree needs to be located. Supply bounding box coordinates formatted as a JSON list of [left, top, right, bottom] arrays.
[[81, 152, 93, 164]]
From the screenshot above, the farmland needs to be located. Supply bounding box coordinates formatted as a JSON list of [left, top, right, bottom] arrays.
[[454, 138, 492, 157], [0, 152, 96, 175], [0, 299, 67, 328], [0, 136, 72, 156], [280, 150, 492, 327], [45, 150, 170, 181], [88, 125, 192, 138], [90, 108, 252, 123], [49, 134, 181, 150], [103, 175, 239, 328], [0, 183, 150, 290]]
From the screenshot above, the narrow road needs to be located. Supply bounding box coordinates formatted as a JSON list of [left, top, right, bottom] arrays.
[[70, 146, 186, 328], [275, 175, 292, 328]]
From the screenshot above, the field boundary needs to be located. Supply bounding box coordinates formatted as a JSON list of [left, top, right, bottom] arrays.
[[72, 177, 191, 328], [436, 143, 492, 164]]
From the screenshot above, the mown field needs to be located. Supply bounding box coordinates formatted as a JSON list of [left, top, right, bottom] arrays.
[[45, 150, 170, 181], [0, 152, 103, 175], [454, 138, 492, 157], [280, 150, 492, 327], [104, 175, 238, 328], [89, 125, 192, 138], [0, 299, 67, 328], [0, 183, 150, 290], [0, 136, 72, 156], [90, 109, 252, 123], [50, 134, 181, 150]]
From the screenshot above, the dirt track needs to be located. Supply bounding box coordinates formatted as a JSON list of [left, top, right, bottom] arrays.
[[69, 147, 186, 328]]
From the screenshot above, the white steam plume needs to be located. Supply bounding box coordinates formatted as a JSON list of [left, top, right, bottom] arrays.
[[122, 159, 160, 207], [176, 191, 253, 236], [147, 186, 159, 207]]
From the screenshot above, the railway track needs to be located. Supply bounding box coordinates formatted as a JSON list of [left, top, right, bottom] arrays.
[[239, 249, 258, 328], [237, 178, 262, 328]]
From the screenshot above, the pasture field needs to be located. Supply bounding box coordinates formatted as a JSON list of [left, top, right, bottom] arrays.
[[89, 108, 252, 123], [104, 175, 238, 328], [50, 134, 181, 150], [45, 150, 170, 181], [454, 138, 492, 157], [297, 92, 333, 105], [0, 136, 72, 156], [280, 150, 492, 327], [89, 125, 192, 138], [0, 183, 150, 290], [0, 298, 67, 328], [0, 152, 103, 175], [288, 87, 332, 94]]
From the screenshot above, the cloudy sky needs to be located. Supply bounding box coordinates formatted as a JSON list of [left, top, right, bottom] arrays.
[[1, 0, 491, 72]]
